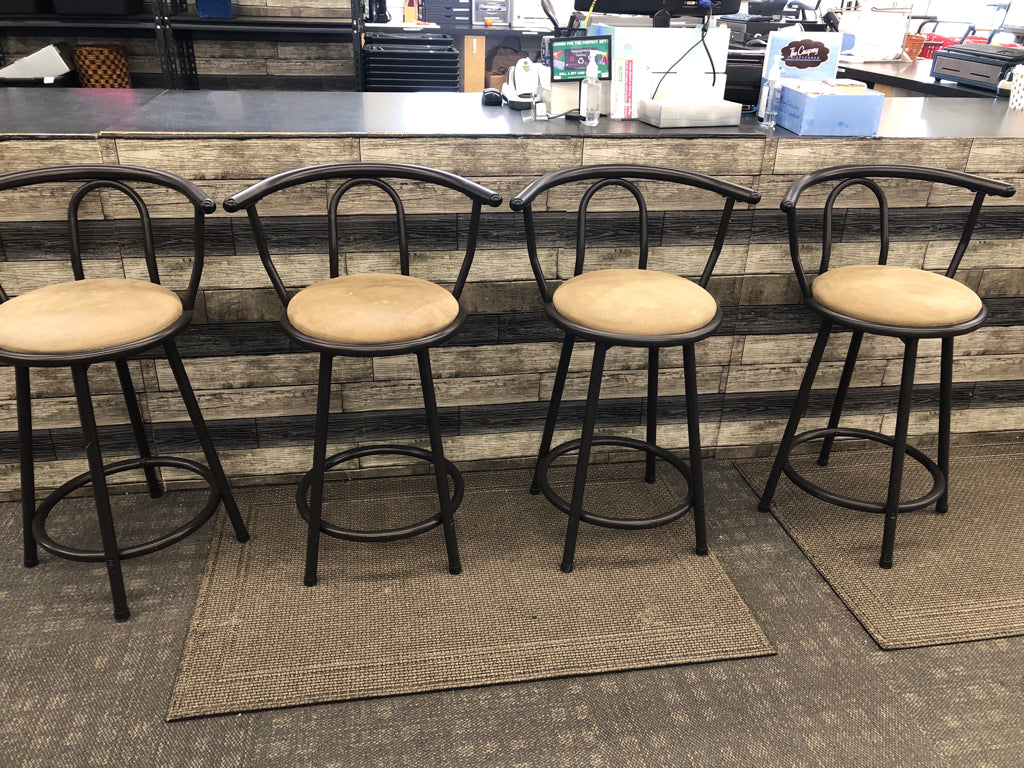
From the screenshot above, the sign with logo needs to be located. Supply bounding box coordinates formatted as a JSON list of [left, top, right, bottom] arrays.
[[761, 30, 843, 81], [780, 39, 833, 70]]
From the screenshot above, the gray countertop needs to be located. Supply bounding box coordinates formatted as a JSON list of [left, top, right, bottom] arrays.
[[838, 58, 997, 99], [2, 87, 1024, 139], [0, 88, 166, 137]]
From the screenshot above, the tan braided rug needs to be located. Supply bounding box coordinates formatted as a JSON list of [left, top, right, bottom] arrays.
[[737, 442, 1024, 650], [168, 464, 773, 719]]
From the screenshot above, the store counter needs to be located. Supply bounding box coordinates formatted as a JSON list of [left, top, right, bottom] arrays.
[[1, 88, 1022, 494]]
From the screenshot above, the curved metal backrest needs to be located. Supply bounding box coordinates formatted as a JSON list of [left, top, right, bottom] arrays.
[[0, 164, 216, 309], [510, 164, 761, 303], [223, 162, 503, 307], [781, 164, 1016, 299]]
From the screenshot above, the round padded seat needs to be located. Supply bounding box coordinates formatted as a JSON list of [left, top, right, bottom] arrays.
[[0, 278, 182, 355], [287, 273, 460, 345], [811, 264, 983, 328], [552, 268, 718, 336]]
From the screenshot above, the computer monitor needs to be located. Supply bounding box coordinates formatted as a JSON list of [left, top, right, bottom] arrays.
[[572, 0, 741, 20], [748, 0, 789, 16]]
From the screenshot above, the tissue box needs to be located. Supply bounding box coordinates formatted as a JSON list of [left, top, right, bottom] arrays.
[[777, 79, 884, 136]]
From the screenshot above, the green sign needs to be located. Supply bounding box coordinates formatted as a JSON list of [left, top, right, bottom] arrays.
[[551, 36, 612, 82]]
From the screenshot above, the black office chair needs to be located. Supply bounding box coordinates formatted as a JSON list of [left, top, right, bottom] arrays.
[[759, 165, 1015, 569], [0, 164, 250, 621], [511, 165, 760, 572], [224, 164, 502, 586]]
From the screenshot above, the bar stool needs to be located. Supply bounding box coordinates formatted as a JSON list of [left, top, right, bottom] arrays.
[[223, 163, 502, 585], [758, 164, 1016, 568], [0, 165, 250, 621], [510, 165, 761, 572]]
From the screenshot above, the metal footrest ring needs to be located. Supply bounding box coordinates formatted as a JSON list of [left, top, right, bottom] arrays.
[[296, 444, 464, 542], [535, 436, 692, 529], [783, 427, 946, 514], [31, 456, 221, 563]]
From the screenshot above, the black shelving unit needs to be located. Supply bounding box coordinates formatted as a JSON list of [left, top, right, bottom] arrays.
[[166, 12, 354, 90], [0, 0, 541, 91], [0, 0, 195, 88], [0, 1, 356, 90]]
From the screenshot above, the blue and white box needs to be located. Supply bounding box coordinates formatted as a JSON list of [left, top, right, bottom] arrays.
[[776, 79, 884, 136]]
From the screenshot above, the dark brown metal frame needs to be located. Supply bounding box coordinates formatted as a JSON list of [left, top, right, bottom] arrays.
[[510, 164, 761, 572], [758, 164, 1016, 569], [0, 164, 250, 621], [224, 163, 502, 586]]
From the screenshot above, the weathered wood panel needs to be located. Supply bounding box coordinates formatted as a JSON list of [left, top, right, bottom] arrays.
[[3, 131, 1024, 495]]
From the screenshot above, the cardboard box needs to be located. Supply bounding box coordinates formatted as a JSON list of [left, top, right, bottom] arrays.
[[460, 35, 486, 92], [776, 79, 884, 136]]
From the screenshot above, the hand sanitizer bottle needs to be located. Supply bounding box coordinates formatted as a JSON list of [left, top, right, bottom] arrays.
[[759, 55, 784, 129], [580, 57, 601, 127]]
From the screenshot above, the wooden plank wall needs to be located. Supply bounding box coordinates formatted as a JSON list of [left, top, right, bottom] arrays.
[[1, 133, 1023, 498]]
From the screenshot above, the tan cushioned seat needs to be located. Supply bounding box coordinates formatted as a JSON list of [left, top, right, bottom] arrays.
[[552, 268, 718, 337], [811, 264, 983, 328], [287, 273, 460, 345], [0, 278, 182, 355]]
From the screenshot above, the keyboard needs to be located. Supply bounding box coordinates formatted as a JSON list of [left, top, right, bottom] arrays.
[[719, 13, 773, 23], [944, 43, 1024, 63]]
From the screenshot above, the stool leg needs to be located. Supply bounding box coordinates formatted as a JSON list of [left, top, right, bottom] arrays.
[[71, 365, 129, 622], [531, 335, 575, 495], [562, 342, 607, 573], [936, 337, 954, 514], [760, 322, 833, 513], [115, 359, 162, 499], [683, 345, 709, 556], [817, 331, 863, 467], [305, 353, 334, 587], [16, 367, 38, 568], [163, 342, 249, 544], [880, 338, 918, 569], [645, 347, 659, 484], [417, 349, 462, 575]]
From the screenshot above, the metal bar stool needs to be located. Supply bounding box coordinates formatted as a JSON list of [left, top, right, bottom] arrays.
[[510, 164, 761, 572], [0, 165, 250, 621], [759, 164, 1016, 568], [223, 163, 502, 585]]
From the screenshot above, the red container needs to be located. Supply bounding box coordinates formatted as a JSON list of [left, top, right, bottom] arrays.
[[918, 33, 958, 60]]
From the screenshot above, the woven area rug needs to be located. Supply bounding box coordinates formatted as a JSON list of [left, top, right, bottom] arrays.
[[737, 442, 1024, 650], [168, 464, 773, 720]]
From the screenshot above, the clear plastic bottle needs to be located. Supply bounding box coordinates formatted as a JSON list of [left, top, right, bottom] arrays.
[[760, 55, 783, 130], [580, 58, 601, 127]]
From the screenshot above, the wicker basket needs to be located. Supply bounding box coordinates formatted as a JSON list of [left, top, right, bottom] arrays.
[[903, 33, 925, 61], [72, 44, 131, 88]]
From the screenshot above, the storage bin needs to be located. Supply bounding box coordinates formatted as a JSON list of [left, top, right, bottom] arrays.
[[196, 0, 234, 18], [919, 33, 958, 60], [53, 0, 142, 14]]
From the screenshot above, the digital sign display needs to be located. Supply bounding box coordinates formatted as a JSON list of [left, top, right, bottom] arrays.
[[551, 36, 612, 81]]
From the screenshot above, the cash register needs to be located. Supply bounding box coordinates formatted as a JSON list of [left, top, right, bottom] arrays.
[[931, 42, 1024, 93]]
